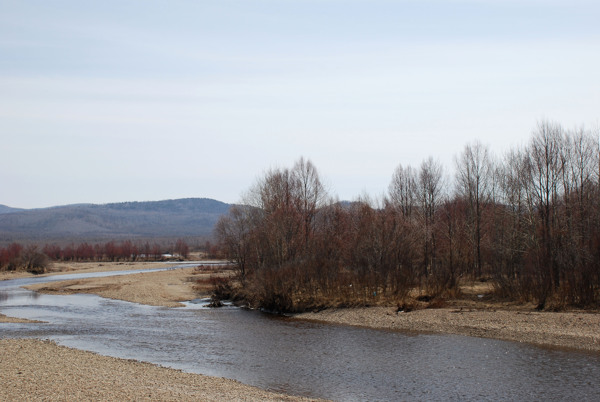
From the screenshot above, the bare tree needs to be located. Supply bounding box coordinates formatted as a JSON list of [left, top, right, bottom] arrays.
[[455, 141, 493, 278], [291, 157, 327, 247], [215, 205, 255, 281], [495, 147, 529, 280], [20, 245, 48, 274], [389, 164, 418, 219], [526, 120, 565, 294], [174, 239, 189, 259], [417, 157, 445, 278]]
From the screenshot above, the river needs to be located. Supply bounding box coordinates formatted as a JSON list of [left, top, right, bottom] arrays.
[[1, 268, 599, 401]]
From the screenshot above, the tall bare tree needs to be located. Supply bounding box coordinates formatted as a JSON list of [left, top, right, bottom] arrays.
[[526, 120, 565, 293], [389, 164, 418, 219], [455, 141, 493, 278], [214, 205, 256, 281], [417, 157, 445, 278], [291, 157, 327, 247]]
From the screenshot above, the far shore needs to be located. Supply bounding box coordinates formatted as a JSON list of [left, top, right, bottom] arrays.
[[24, 265, 211, 308], [0, 260, 172, 281], [1, 260, 222, 308], [0, 260, 221, 321]]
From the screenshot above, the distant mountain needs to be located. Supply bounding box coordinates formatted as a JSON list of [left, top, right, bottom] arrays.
[[0, 198, 231, 243], [0, 205, 24, 214]]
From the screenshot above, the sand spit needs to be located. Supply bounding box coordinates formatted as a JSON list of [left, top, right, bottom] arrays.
[[0, 314, 43, 324], [0, 261, 166, 281], [0, 339, 318, 401], [295, 307, 600, 352], [25, 267, 206, 308]]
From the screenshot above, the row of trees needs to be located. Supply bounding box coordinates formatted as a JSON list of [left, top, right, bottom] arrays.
[[0, 239, 194, 274], [41, 239, 190, 262], [216, 121, 600, 312]]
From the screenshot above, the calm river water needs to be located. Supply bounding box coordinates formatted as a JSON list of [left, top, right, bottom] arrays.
[[1, 268, 599, 401]]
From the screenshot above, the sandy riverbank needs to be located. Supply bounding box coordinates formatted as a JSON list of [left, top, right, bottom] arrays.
[[292, 281, 600, 352], [0, 338, 317, 401], [295, 307, 600, 352], [0, 314, 41, 323], [24, 266, 213, 308], [0, 261, 167, 281], [0, 260, 225, 308]]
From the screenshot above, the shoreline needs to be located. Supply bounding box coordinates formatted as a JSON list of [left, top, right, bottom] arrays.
[[0, 314, 42, 323], [0, 261, 168, 281], [294, 306, 600, 353], [2, 260, 225, 308], [24, 266, 207, 308], [0, 338, 317, 401]]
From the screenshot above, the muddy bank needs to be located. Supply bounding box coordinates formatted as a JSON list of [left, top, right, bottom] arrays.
[[0, 339, 318, 401], [295, 306, 600, 352]]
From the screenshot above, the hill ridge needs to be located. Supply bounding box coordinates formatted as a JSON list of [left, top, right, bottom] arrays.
[[0, 198, 230, 243]]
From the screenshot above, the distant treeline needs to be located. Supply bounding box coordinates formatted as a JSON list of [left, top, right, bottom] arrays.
[[0, 239, 219, 274], [216, 121, 600, 312], [42, 239, 190, 261]]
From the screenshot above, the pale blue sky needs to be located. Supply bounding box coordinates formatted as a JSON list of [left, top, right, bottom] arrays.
[[1, 0, 599, 208]]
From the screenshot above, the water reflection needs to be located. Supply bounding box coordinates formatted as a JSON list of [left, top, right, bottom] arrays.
[[1, 270, 600, 401], [1, 288, 43, 303]]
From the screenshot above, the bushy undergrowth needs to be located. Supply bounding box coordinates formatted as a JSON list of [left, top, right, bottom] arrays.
[[0, 244, 48, 274]]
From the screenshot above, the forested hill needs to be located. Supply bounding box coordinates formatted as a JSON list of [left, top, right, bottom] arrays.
[[0, 198, 230, 243], [0, 205, 24, 214]]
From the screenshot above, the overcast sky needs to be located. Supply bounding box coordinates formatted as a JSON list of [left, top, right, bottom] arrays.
[[1, 0, 599, 208]]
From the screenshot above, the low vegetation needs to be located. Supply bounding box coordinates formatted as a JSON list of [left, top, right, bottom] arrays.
[[216, 121, 600, 313], [0, 243, 48, 274]]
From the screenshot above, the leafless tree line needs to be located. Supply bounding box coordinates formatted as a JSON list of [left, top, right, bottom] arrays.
[[0, 239, 195, 274], [217, 124, 600, 312]]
